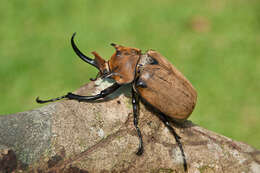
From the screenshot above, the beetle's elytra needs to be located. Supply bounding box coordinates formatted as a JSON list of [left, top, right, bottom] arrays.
[[36, 33, 197, 171]]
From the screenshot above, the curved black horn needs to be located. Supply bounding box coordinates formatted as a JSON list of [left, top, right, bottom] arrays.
[[71, 33, 98, 69]]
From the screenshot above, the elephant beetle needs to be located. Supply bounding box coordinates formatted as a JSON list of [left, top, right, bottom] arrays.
[[36, 33, 197, 171]]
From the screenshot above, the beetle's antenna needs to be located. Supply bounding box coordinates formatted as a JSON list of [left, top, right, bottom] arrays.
[[71, 33, 99, 69]]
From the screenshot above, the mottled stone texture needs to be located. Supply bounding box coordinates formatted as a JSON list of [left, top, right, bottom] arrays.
[[0, 80, 260, 173]]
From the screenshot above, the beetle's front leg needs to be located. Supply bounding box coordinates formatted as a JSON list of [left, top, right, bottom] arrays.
[[66, 82, 120, 101], [36, 82, 120, 103], [132, 87, 144, 156]]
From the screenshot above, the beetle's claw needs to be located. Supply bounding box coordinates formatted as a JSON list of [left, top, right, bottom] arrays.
[[136, 147, 144, 156], [36, 97, 48, 104], [36, 94, 67, 104]]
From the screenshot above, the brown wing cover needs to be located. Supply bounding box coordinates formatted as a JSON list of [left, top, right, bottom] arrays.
[[136, 50, 197, 120]]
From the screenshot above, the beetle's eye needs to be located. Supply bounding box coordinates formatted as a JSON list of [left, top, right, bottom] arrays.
[[116, 51, 122, 56]]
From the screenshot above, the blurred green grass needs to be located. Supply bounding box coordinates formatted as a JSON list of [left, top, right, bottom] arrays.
[[1, 0, 260, 149]]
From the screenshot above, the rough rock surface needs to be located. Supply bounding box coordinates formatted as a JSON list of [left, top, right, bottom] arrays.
[[0, 79, 260, 173]]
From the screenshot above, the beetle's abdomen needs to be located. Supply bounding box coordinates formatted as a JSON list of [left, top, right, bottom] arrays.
[[136, 51, 197, 120]]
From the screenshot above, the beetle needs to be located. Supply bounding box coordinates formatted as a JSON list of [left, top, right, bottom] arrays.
[[36, 33, 197, 171]]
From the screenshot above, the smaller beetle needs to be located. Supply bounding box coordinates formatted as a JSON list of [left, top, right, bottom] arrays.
[[37, 33, 197, 171]]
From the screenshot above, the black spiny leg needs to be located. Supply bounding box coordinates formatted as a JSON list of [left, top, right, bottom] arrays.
[[132, 87, 144, 155], [157, 113, 187, 172], [36, 83, 120, 103]]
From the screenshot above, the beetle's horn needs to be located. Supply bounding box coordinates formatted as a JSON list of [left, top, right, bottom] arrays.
[[71, 33, 99, 69], [110, 43, 117, 47], [110, 43, 122, 50]]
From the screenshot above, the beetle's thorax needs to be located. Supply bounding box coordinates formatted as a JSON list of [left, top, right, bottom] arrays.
[[108, 44, 141, 84]]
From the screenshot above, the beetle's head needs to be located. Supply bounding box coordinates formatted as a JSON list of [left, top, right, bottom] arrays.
[[70, 33, 141, 84], [107, 43, 141, 84]]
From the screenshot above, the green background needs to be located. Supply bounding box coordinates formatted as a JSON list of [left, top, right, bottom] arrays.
[[1, 0, 260, 149]]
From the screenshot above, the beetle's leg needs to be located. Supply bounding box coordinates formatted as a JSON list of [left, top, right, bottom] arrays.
[[156, 113, 187, 172], [36, 83, 120, 103], [90, 72, 101, 81], [66, 82, 120, 101], [132, 87, 144, 156]]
